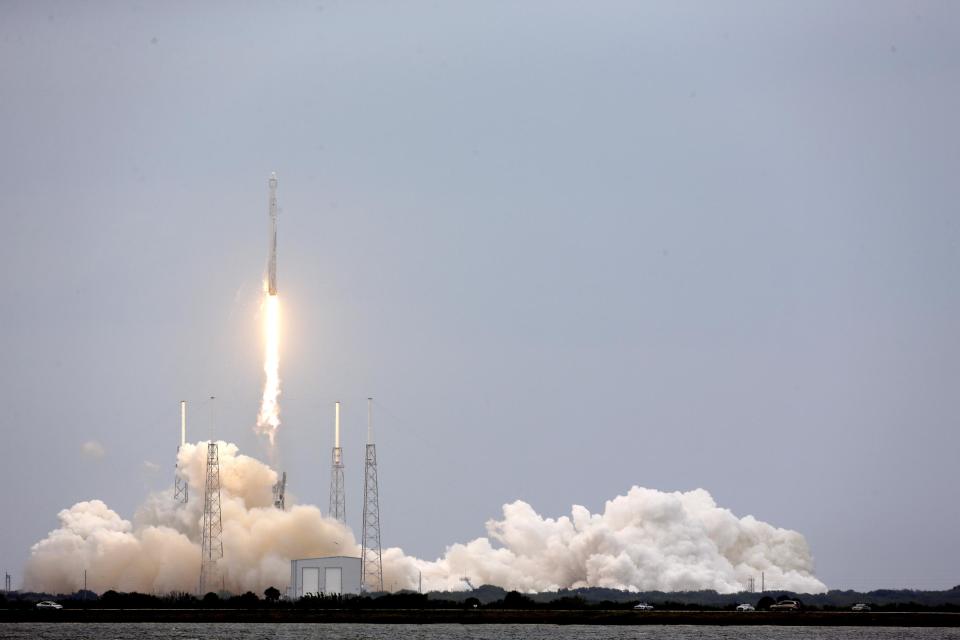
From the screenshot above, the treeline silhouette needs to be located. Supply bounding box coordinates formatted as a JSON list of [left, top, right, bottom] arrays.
[[3, 584, 959, 612]]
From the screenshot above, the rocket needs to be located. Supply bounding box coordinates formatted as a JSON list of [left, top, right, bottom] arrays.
[[267, 172, 278, 296]]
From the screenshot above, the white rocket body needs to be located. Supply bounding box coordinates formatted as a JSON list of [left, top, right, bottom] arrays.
[[267, 173, 278, 296]]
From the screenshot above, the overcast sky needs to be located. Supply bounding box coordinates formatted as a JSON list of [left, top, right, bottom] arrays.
[[2, 0, 959, 592]]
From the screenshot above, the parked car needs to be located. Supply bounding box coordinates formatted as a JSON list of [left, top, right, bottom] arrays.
[[769, 600, 801, 611], [35, 601, 63, 610], [633, 602, 655, 610], [736, 603, 755, 611], [851, 603, 871, 612]]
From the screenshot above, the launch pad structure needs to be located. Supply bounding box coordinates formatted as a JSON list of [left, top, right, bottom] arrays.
[[273, 471, 287, 510], [173, 175, 392, 597]]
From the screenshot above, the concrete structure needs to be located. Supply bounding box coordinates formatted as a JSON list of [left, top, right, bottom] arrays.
[[289, 556, 361, 598]]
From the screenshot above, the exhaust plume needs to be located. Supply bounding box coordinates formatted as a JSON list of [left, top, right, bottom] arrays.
[[384, 486, 827, 594], [255, 292, 281, 447], [24, 444, 825, 595], [25, 442, 355, 595]]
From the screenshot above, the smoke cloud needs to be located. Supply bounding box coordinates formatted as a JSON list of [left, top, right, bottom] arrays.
[[25, 442, 356, 595], [387, 487, 826, 594], [80, 440, 105, 459], [25, 443, 825, 595]]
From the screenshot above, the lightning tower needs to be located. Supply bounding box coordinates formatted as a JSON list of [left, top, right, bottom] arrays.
[[361, 398, 384, 592], [328, 401, 345, 522], [273, 471, 287, 510], [199, 440, 224, 595], [173, 400, 188, 504]]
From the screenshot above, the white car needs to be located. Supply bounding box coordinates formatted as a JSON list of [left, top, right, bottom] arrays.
[[36, 601, 63, 610], [851, 603, 871, 612], [736, 603, 755, 611], [633, 602, 654, 610]]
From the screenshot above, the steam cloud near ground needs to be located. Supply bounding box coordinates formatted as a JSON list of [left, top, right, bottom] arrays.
[[24, 442, 826, 595]]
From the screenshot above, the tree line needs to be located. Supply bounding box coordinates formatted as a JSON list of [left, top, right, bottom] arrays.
[[3, 584, 959, 612]]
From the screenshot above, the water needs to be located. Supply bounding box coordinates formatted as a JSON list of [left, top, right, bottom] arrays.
[[1, 625, 958, 640]]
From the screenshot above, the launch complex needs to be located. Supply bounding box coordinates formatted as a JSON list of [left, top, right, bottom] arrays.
[[171, 175, 383, 596]]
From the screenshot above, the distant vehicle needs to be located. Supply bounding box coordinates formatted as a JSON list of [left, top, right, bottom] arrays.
[[769, 600, 801, 611], [633, 602, 654, 610], [736, 603, 755, 611], [851, 603, 871, 612], [35, 601, 63, 610]]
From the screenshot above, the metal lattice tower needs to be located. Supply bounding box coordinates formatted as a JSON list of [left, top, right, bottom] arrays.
[[199, 441, 223, 595], [273, 471, 287, 510], [173, 401, 188, 504], [361, 398, 383, 592], [329, 401, 346, 522], [4, 572, 10, 592]]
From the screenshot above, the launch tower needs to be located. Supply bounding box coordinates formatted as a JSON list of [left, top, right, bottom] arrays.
[[199, 441, 224, 595], [361, 398, 384, 592], [273, 471, 287, 510], [329, 401, 346, 522]]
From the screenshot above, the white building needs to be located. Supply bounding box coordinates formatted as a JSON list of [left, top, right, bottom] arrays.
[[289, 556, 362, 598]]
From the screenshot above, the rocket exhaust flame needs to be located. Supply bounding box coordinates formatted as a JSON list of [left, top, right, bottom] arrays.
[[256, 173, 282, 447], [256, 292, 281, 446]]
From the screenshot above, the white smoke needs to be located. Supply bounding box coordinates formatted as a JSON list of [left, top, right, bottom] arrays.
[[385, 487, 826, 594], [80, 440, 105, 459], [25, 442, 357, 595], [25, 444, 826, 595]]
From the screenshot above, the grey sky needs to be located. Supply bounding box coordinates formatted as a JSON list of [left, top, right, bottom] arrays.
[[2, 0, 959, 591]]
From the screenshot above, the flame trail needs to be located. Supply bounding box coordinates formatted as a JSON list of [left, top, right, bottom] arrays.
[[256, 291, 281, 446]]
